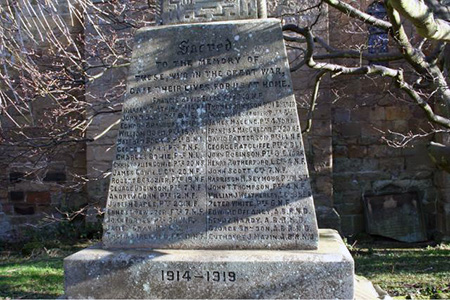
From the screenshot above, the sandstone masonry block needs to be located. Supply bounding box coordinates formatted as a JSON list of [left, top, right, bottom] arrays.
[[390, 120, 409, 132], [352, 106, 386, 122], [311, 119, 332, 136], [334, 191, 365, 208], [348, 145, 367, 158], [439, 188, 450, 203], [434, 172, 450, 188], [333, 158, 362, 173], [2, 204, 13, 215], [333, 108, 351, 123], [334, 123, 361, 137], [352, 214, 365, 234], [333, 175, 361, 192], [26, 191, 51, 204], [312, 175, 333, 195], [312, 102, 332, 121], [340, 215, 354, 236], [333, 145, 348, 157], [385, 106, 412, 121], [378, 157, 405, 173], [86, 145, 115, 163], [367, 144, 398, 158], [340, 214, 365, 236], [313, 194, 333, 207], [13, 204, 35, 215], [335, 202, 363, 215]]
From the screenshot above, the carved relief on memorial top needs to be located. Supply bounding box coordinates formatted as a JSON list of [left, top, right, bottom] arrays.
[[158, 0, 266, 24]]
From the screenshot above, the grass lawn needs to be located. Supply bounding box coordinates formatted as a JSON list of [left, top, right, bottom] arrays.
[[351, 241, 450, 299], [0, 242, 94, 299], [0, 257, 63, 299], [0, 240, 449, 299]]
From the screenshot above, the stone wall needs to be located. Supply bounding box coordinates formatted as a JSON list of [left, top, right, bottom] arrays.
[[328, 0, 440, 238], [435, 136, 450, 241], [330, 75, 437, 236], [0, 0, 86, 240]]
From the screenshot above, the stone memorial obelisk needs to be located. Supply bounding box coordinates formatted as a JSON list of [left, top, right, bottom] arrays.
[[64, 0, 354, 298]]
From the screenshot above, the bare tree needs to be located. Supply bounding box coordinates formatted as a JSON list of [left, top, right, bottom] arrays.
[[0, 0, 155, 181], [0, 1, 156, 229], [283, 0, 450, 170]]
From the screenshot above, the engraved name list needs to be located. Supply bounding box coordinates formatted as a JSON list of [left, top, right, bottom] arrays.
[[102, 20, 319, 250]]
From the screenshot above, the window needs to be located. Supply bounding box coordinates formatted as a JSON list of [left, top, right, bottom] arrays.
[[367, 1, 388, 65]]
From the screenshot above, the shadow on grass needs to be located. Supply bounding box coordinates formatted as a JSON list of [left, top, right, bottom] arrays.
[[0, 257, 64, 299], [0, 288, 61, 299], [354, 249, 450, 275], [0, 240, 98, 299], [352, 245, 450, 298]]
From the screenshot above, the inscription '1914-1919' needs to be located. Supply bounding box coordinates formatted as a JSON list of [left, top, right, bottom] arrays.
[[161, 270, 236, 282]]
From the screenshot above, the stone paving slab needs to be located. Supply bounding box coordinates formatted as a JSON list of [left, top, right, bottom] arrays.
[[355, 275, 392, 300]]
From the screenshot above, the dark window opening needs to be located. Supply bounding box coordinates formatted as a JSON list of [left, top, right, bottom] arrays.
[[9, 172, 25, 183], [9, 191, 25, 202], [14, 205, 35, 215], [44, 172, 66, 183], [367, 1, 389, 66]]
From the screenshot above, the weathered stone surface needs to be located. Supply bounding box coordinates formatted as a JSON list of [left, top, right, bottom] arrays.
[[65, 229, 354, 299], [102, 19, 318, 250], [158, 0, 258, 25], [0, 212, 11, 239], [363, 193, 427, 242]]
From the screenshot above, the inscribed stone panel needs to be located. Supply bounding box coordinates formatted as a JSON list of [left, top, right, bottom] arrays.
[[364, 193, 427, 242], [102, 19, 319, 250]]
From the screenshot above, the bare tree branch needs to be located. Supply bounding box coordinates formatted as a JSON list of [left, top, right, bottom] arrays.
[[389, 0, 450, 42], [378, 127, 449, 148], [322, 0, 392, 30], [387, 3, 450, 107], [283, 23, 450, 129], [303, 70, 327, 133], [313, 50, 404, 61]]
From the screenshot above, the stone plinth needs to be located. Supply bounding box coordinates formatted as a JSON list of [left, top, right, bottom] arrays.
[[65, 229, 354, 299]]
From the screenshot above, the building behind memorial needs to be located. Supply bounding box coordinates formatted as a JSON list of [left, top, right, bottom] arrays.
[[0, 0, 449, 242]]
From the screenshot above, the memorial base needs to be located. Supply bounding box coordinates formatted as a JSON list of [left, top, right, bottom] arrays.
[[64, 229, 354, 299]]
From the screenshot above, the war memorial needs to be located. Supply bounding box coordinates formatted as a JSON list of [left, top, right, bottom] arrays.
[[64, 0, 354, 297]]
